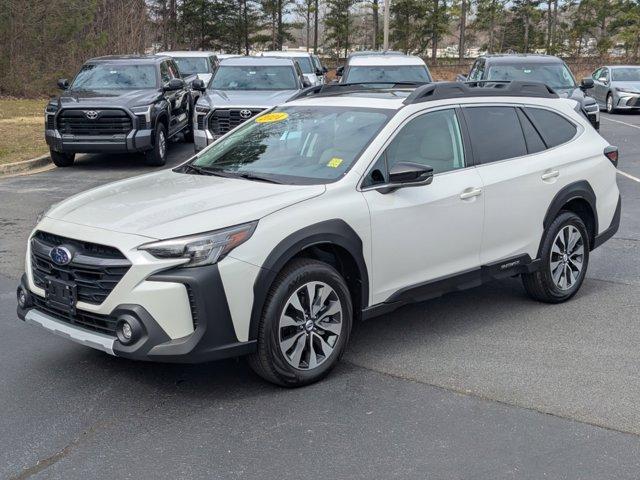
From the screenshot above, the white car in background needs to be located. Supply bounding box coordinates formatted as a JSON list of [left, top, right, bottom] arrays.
[[260, 50, 323, 86], [156, 51, 220, 85], [338, 53, 432, 85]]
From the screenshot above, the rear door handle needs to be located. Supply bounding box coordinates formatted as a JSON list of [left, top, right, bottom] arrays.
[[541, 170, 560, 180], [459, 187, 482, 200]]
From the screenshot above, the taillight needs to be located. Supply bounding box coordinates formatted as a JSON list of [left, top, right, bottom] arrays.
[[604, 146, 618, 167]]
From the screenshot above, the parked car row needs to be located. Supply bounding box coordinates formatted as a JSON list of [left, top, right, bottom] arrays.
[[25, 54, 622, 386]]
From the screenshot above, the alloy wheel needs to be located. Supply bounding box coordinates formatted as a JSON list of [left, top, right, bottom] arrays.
[[550, 225, 585, 291], [278, 281, 343, 370]]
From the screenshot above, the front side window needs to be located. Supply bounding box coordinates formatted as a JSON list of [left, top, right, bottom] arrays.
[[189, 106, 393, 184], [292, 57, 314, 73], [464, 106, 527, 163], [160, 62, 171, 84], [71, 64, 157, 90], [173, 57, 210, 76], [486, 63, 577, 90], [611, 67, 640, 81], [211, 66, 298, 90], [345, 66, 431, 84], [363, 109, 465, 187]]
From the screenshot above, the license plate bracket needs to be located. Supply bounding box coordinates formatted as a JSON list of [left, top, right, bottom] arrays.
[[44, 276, 77, 314]]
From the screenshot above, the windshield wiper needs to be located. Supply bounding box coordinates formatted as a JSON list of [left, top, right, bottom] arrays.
[[181, 163, 216, 175], [235, 172, 283, 184]]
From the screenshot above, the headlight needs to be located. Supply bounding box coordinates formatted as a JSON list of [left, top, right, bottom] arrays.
[[583, 102, 599, 113], [45, 103, 58, 114], [195, 105, 211, 114], [138, 222, 257, 267], [131, 104, 152, 123], [616, 87, 640, 94]]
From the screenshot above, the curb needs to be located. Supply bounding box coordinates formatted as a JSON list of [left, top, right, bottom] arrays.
[[0, 154, 52, 177]]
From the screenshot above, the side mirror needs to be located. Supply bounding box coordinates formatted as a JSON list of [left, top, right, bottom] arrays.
[[322, 66, 328, 74], [456, 74, 468, 82], [164, 78, 185, 91], [598, 76, 607, 84], [336, 66, 344, 77], [57, 78, 69, 90], [315, 68, 324, 77], [581, 77, 595, 90], [377, 162, 434, 194], [191, 78, 206, 92], [302, 77, 312, 88]]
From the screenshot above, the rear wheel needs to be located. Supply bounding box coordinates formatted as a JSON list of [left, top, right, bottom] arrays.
[[522, 211, 589, 303], [145, 122, 167, 166], [248, 258, 353, 387], [50, 150, 75, 167]]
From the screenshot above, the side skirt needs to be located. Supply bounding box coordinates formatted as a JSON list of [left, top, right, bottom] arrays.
[[361, 254, 539, 321]]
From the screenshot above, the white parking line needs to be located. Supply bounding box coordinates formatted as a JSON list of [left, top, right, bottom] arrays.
[[601, 115, 640, 130], [618, 170, 640, 183]]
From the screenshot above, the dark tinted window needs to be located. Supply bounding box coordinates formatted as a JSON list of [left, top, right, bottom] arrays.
[[524, 108, 577, 147], [464, 107, 527, 163], [516, 109, 546, 154]]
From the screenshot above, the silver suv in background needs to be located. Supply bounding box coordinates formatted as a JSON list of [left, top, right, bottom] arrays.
[[192, 56, 307, 150], [590, 65, 640, 113], [337, 53, 432, 85], [260, 51, 323, 86]]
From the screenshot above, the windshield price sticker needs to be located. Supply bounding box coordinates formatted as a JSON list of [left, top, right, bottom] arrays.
[[327, 157, 343, 168], [256, 112, 289, 123]]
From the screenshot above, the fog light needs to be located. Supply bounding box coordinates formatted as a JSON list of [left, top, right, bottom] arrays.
[[115, 315, 143, 345], [121, 322, 132, 340]]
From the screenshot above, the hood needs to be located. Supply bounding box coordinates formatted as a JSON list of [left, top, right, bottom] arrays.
[[46, 169, 325, 239], [201, 89, 299, 108], [56, 88, 162, 109], [611, 81, 640, 93], [554, 86, 596, 107]]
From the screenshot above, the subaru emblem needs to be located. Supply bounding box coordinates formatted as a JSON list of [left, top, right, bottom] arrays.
[[50, 246, 73, 266], [239, 109, 252, 119], [85, 110, 99, 120]]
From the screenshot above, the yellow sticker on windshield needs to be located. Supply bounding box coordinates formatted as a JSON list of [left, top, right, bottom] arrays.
[[327, 157, 343, 168], [256, 112, 289, 123]]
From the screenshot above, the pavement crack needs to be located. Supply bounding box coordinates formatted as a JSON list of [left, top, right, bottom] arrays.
[[343, 359, 640, 439], [9, 421, 110, 480]]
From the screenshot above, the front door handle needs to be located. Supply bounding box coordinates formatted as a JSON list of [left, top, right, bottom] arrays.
[[460, 187, 482, 200], [541, 169, 560, 181]]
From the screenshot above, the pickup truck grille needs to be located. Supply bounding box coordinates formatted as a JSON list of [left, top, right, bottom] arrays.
[[57, 109, 133, 136], [30, 231, 131, 305], [208, 108, 265, 136]]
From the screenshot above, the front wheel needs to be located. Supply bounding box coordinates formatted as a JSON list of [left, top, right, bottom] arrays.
[[606, 93, 616, 114], [50, 150, 75, 167], [145, 122, 167, 166], [248, 258, 353, 387], [522, 211, 589, 303]]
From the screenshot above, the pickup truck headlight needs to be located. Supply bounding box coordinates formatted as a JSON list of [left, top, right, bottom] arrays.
[[45, 103, 58, 114], [138, 222, 257, 267], [583, 102, 599, 113], [195, 105, 211, 114], [131, 104, 152, 126]]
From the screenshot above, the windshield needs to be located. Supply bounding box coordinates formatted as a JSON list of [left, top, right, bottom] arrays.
[[487, 63, 576, 89], [211, 66, 297, 90], [71, 64, 157, 90], [345, 65, 431, 84], [173, 57, 210, 76], [612, 67, 640, 81], [189, 106, 392, 184]]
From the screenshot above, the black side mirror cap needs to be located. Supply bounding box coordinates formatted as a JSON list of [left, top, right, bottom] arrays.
[[322, 66, 328, 74], [57, 78, 69, 90], [164, 78, 185, 91], [378, 162, 434, 194], [581, 77, 595, 90], [315, 68, 324, 76], [191, 79, 206, 92], [336, 66, 344, 77]]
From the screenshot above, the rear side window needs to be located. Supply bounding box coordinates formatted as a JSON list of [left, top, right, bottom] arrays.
[[516, 109, 546, 154], [524, 108, 577, 148], [464, 107, 527, 163]]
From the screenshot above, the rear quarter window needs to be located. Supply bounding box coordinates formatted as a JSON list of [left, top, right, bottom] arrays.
[[463, 106, 527, 164], [524, 108, 577, 148]]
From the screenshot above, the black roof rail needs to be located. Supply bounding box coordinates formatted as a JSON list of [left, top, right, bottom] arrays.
[[403, 80, 558, 105], [286, 81, 425, 102]]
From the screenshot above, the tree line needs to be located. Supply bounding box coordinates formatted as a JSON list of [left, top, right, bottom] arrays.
[[1, 0, 640, 97]]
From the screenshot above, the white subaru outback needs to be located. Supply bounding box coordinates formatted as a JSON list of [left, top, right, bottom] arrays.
[[18, 81, 621, 387]]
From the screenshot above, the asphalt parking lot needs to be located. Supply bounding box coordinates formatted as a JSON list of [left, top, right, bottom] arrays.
[[1, 115, 640, 479]]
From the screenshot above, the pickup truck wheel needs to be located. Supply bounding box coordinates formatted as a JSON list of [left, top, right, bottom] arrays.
[[248, 258, 353, 387], [50, 150, 75, 167], [522, 211, 589, 303], [146, 122, 167, 166]]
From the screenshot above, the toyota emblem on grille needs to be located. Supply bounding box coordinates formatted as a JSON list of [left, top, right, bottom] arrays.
[[84, 110, 99, 120], [239, 109, 252, 119], [50, 246, 73, 266]]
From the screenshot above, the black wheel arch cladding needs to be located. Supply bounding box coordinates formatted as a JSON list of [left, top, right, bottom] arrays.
[[249, 219, 369, 341]]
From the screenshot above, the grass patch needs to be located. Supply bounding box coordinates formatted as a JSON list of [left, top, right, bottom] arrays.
[[0, 98, 48, 165]]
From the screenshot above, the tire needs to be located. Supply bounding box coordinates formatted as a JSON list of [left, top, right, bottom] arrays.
[[606, 93, 616, 114], [248, 258, 353, 387], [145, 121, 168, 166], [522, 211, 590, 303], [183, 98, 194, 143], [50, 150, 75, 167]]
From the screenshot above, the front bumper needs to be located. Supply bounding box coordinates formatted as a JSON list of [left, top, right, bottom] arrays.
[[45, 127, 153, 154], [17, 265, 256, 363], [614, 92, 640, 109]]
